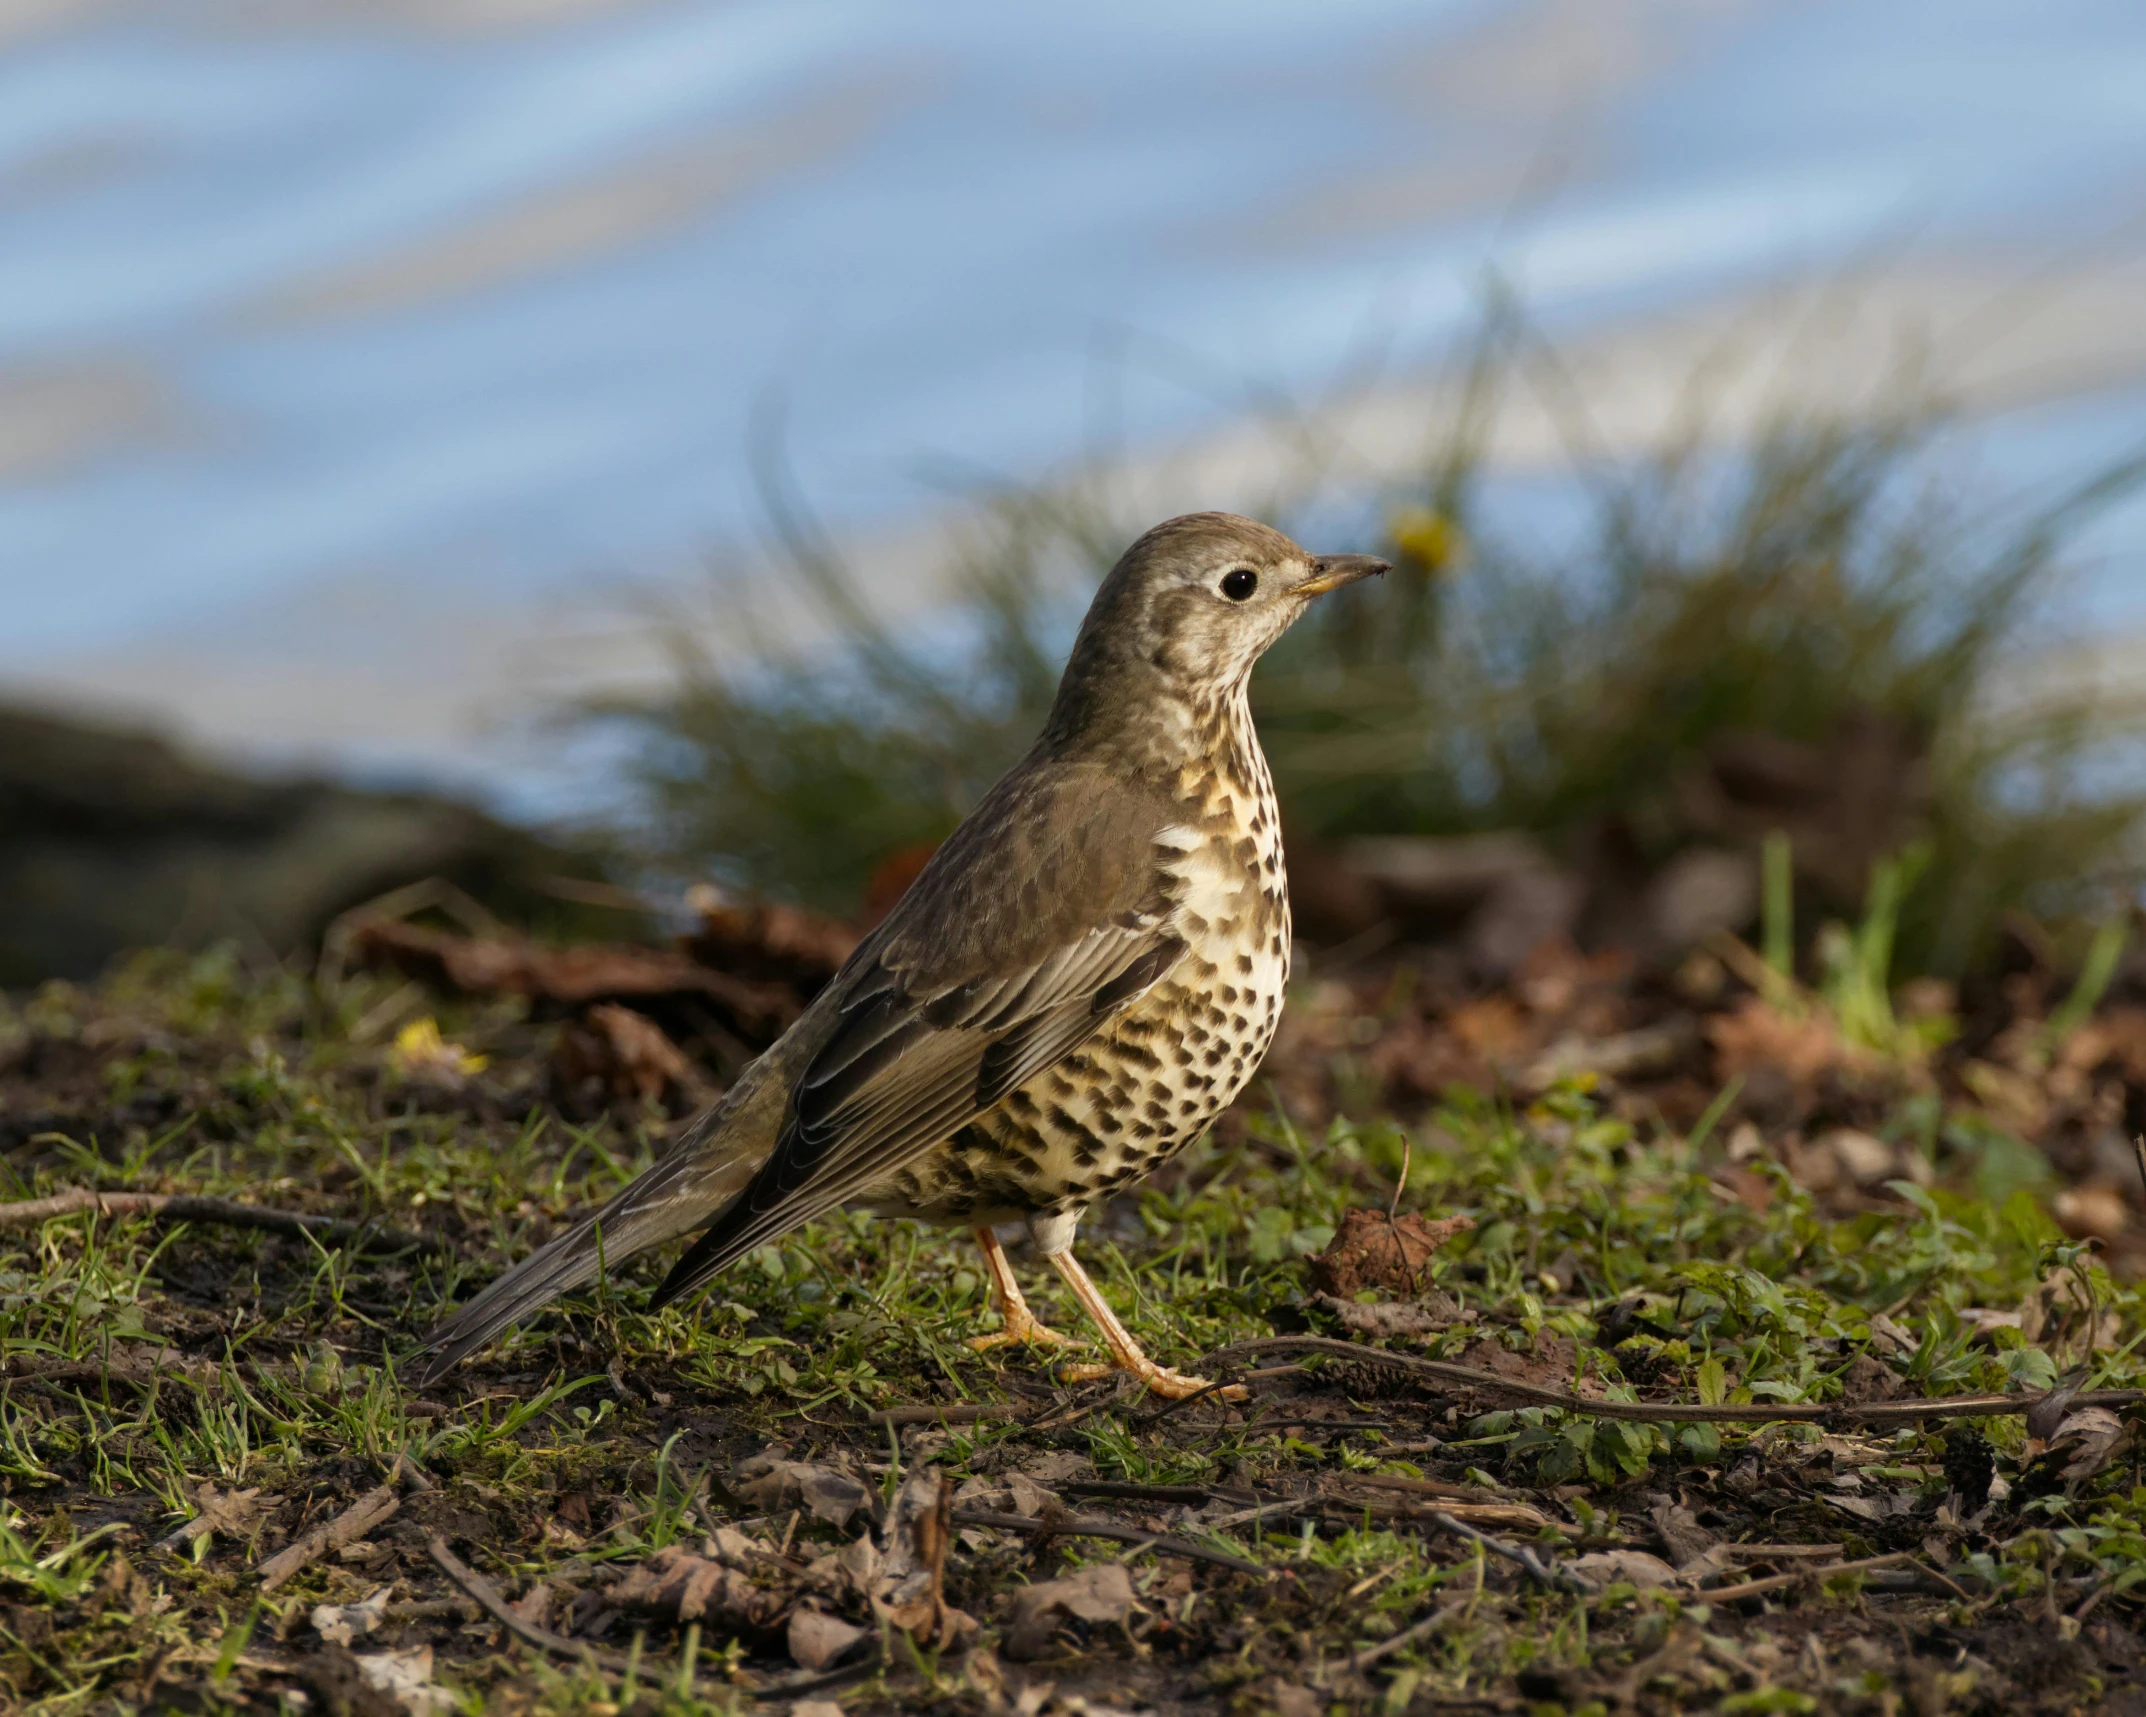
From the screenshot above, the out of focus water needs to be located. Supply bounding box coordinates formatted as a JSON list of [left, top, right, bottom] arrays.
[[1, 0, 2143, 797]]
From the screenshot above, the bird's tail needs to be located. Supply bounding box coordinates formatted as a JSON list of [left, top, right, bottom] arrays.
[[406, 1031, 805, 1385]]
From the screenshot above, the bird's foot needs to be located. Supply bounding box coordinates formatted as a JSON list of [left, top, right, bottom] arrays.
[[967, 1311, 1082, 1353], [1057, 1358, 1248, 1401]]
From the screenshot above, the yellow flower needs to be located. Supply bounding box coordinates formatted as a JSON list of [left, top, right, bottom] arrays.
[[1387, 505, 1466, 575], [389, 1016, 489, 1082]]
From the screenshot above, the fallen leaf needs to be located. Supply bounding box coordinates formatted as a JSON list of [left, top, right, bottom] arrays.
[[353, 1645, 457, 1715], [312, 1585, 391, 1647], [1836, 1352, 1905, 1405], [788, 1605, 871, 1671], [733, 1453, 874, 1530], [505, 1579, 553, 1631], [1004, 1564, 1139, 1660], [1568, 1550, 1678, 1591], [171, 1482, 268, 1551], [2024, 1406, 2134, 1498], [799, 1468, 872, 1529], [1005, 1474, 1057, 1518], [552, 1003, 710, 1107], [609, 1546, 790, 1636], [1308, 1209, 1475, 1299], [872, 1470, 976, 1652], [1019, 1450, 1092, 1485], [1647, 1502, 1717, 1571], [351, 920, 797, 1044]]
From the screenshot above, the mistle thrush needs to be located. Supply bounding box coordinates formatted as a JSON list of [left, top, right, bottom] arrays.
[[414, 513, 1385, 1396]]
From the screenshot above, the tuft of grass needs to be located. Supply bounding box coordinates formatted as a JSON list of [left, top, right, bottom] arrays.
[[590, 333, 2146, 976]]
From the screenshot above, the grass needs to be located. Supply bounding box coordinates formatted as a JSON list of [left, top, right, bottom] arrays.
[[2, 947, 2144, 1711], [588, 334, 2146, 977]]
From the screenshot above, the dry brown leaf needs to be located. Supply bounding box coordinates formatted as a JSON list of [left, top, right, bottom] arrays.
[[1568, 1550, 1678, 1591], [872, 1470, 976, 1652], [312, 1585, 391, 1647], [1706, 997, 1877, 1089], [1004, 1564, 1139, 1661], [552, 1003, 710, 1107], [787, 1605, 871, 1671], [178, 1482, 268, 1551], [1309, 1208, 1475, 1299], [608, 1546, 790, 1636], [732, 1452, 873, 1530]]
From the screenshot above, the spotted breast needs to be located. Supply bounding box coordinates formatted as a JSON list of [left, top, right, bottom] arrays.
[[876, 679, 1289, 1241]]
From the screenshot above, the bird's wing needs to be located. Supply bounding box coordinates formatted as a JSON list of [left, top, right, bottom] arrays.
[[652, 760, 1191, 1304]]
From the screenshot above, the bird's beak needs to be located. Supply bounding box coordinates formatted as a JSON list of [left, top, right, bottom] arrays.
[[1297, 553, 1391, 596]]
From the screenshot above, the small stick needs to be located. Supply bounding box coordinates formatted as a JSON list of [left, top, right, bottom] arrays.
[[258, 1455, 424, 1591], [1200, 1498, 1313, 1533], [866, 1401, 1033, 1428], [1431, 1511, 1589, 1595], [1335, 1474, 1514, 1503], [427, 1534, 636, 1674], [5, 1354, 220, 1392], [0, 1189, 439, 1254], [1203, 1336, 2146, 1425], [1336, 1497, 1550, 1533], [950, 1507, 1268, 1576], [1065, 1481, 1264, 1508], [1696, 1551, 1911, 1604], [1350, 1597, 1470, 1672]]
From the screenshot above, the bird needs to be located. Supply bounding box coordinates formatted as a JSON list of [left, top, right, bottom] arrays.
[[412, 513, 1385, 1397]]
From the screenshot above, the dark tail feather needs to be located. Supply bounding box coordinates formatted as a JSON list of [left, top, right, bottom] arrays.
[[406, 1024, 816, 1384], [648, 1193, 761, 1312], [406, 1150, 741, 1385]]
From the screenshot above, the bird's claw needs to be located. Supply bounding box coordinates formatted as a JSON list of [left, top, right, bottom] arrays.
[[967, 1315, 1081, 1352]]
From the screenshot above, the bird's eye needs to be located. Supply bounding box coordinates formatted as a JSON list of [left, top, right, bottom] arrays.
[[1220, 567, 1258, 601]]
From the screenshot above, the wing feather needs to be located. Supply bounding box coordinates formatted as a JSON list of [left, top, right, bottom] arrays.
[[649, 764, 1194, 1307]]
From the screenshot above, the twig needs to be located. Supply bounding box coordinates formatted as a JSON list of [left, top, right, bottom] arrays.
[[427, 1533, 636, 1674], [1200, 1498, 1315, 1533], [257, 1455, 426, 1591], [1204, 1336, 2146, 1425], [949, 1507, 1268, 1575], [1430, 1511, 1589, 1595], [384, 1596, 483, 1622], [1695, 1551, 1911, 1604], [0, 1189, 439, 1255], [866, 1401, 1034, 1428], [1065, 1481, 1253, 1508], [3, 1353, 221, 1392], [1334, 1474, 1514, 1503], [1335, 1495, 1551, 1533], [1350, 1597, 1470, 1672]]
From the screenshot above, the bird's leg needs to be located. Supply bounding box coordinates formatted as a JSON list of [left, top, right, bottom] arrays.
[[1044, 1249, 1245, 1400], [965, 1227, 1081, 1351]]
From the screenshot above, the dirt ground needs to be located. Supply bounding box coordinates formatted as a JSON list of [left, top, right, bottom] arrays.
[[2, 927, 2144, 1715]]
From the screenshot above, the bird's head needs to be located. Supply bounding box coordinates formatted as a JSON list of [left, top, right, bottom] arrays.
[[1047, 511, 1386, 748]]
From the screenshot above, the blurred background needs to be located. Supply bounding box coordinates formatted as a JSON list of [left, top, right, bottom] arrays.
[[5, 0, 2146, 989]]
